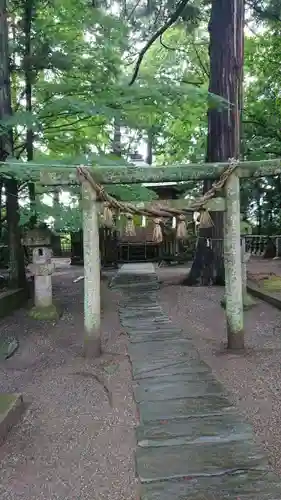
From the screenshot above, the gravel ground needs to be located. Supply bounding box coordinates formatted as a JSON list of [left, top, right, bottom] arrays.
[[156, 266, 281, 476], [2, 257, 281, 497], [248, 256, 281, 278], [0, 267, 137, 500]]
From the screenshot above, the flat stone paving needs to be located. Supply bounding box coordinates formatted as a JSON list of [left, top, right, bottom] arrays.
[[113, 263, 281, 499]]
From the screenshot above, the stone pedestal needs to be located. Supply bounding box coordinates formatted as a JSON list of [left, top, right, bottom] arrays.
[[34, 274, 52, 308]]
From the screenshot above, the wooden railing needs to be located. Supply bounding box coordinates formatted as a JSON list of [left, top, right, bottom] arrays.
[[243, 235, 281, 258], [67, 231, 281, 267]]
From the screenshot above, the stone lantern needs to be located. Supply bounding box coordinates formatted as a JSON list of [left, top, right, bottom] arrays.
[[23, 226, 58, 320]]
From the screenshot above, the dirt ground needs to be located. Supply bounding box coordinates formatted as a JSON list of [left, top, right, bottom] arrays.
[[0, 266, 137, 500], [248, 256, 281, 278], [2, 258, 281, 497], [156, 264, 281, 476]]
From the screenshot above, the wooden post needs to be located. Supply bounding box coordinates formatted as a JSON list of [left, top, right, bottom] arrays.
[[274, 236, 280, 260], [241, 237, 256, 310], [241, 237, 247, 294], [81, 180, 101, 358], [224, 172, 244, 349]]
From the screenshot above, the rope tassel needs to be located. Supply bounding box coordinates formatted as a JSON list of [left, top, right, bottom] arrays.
[[176, 214, 187, 240], [152, 218, 163, 243], [103, 202, 114, 227], [199, 210, 214, 229], [124, 213, 136, 236]]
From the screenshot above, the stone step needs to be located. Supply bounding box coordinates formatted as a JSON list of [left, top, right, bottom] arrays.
[[121, 319, 171, 328], [119, 310, 163, 319], [140, 470, 281, 500], [128, 332, 186, 343], [133, 357, 207, 380], [136, 439, 267, 483], [136, 414, 253, 448], [114, 263, 281, 499], [138, 395, 235, 424], [134, 371, 215, 385], [126, 327, 182, 335], [129, 338, 194, 358], [133, 377, 225, 403]]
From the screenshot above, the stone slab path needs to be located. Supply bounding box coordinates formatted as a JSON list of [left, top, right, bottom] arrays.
[[112, 263, 281, 499]]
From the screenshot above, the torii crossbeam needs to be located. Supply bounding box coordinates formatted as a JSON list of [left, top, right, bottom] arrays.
[[1, 158, 281, 185]]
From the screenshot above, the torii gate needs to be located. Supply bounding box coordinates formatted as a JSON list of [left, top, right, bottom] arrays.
[[3, 158, 281, 356]]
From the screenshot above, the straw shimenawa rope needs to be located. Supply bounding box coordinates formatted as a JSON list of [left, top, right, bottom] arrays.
[[76, 158, 238, 223]]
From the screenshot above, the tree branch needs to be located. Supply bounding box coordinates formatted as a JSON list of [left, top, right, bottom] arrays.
[[127, 0, 142, 21], [246, 0, 281, 23], [192, 42, 209, 79], [243, 118, 281, 140], [159, 34, 207, 53], [129, 0, 191, 86], [43, 115, 96, 131], [14, 142, 27, 159]]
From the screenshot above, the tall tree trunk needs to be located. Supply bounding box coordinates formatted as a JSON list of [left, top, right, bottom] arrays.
[[146, 129, 153, 165], [255, 182, 262, 233], [183, 0, 245, 286], [52, 189, 62, 256], [24, 0, 37, 227], [0, 0, 26, 288], [112, 120, 121, 229], [53, 189, 60, 225], [0, 179, 3, 240], [6, 179, 26, 288], [112, 120, 121, 157], [0, 0, 12, 162]]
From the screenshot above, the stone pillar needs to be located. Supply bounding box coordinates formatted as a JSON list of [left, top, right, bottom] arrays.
[[223, 172, 244, 350], [81, 181, 101, 358]]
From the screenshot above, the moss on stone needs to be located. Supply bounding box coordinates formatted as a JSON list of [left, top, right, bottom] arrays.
[[28, 303, 60, 321], [262, 276, 281, 292], [221, 292, 256, 311], [0, 393, 24, 445], [0, 394, 16, 414]]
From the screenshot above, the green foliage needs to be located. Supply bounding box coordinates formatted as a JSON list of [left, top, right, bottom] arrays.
[[243, 32, 281, 160], [240, 25, 281, 233], [0, 0, 217, 227], [0, 0, 216, 233], [6, 0, 211, 164], [1, 0, 281, 237]]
